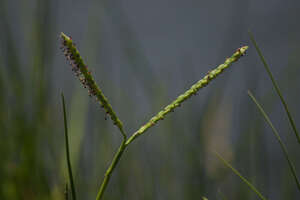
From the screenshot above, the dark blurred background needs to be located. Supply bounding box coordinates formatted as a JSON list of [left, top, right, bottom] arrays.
[[1, 0, 300, 199]]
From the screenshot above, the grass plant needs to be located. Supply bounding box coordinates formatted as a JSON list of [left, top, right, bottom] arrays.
[[60, 32, 248, 199]]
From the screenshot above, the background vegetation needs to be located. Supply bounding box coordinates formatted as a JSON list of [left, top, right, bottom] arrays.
[[1, 0, 300, 199]]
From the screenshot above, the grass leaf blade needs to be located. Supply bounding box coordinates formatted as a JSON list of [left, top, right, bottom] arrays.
[[214, 151, 267, 200], [64, 183, 69, 200], [248, 90, 300, 191], [217, 190, 228, 200], [248, 31, 300, 144], [61, 93, 77, 200]]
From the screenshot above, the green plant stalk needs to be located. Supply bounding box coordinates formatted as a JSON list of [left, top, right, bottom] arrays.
[[126, 46, 248, 145], [60, 32, 126, 139], [61, 93, 77, 200], [60, 33, 129, 199], [60, 33, 248, 200], [248, 90, 300, 191], [95, 46, 248, 200], [96, 140, 127, 200], [214, 151, 267, 200], [248, 31, 300, 144]]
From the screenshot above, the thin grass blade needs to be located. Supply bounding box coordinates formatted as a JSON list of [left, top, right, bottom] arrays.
[[61, 93, 77, 200], [248, 31, 300, 144], [214, 151, 267, 200], [217, 190, 228, 200], [248, 90, 300, 191], [64, 183, 69, 200]]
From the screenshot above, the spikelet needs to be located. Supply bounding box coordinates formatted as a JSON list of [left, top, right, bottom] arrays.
[[126, 46, 248, 145], [60, 32, 126, 137]]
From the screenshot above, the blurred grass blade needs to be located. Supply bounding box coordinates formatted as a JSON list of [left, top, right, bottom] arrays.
[[217, 190, 228, 200], [248, 90, 300, 191], [64, 183, 69, 200], [214, 151, 267, 200], [61, 93, 77, 200], [248, 31, 300, 144]]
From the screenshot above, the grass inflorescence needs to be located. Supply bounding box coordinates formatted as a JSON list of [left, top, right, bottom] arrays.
[[60, 32, 126, 138], [125, 46, 248, 145], [60, 32, 248, 200]]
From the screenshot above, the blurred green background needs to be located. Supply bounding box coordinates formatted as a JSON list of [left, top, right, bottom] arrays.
[[1, 0, 300, 199]]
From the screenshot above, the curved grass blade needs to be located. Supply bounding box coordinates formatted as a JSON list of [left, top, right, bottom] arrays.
[[248, 31, 300, 144], [248, 90, 300, 191], [61, 93, 77, 200], [214, 151, 267, 200]]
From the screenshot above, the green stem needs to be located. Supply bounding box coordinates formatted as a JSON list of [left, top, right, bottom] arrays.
[[60, 34, 248, 199], [96, 139, 127, 200], [94, 46, 248, 200], [60, 33, 129, 200]]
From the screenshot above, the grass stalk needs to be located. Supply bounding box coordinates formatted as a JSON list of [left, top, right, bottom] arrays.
[[248, 31, 300, 144], [95, 46, 247, 199], [248, 90, 300, 191], [61, 93, 77, 200], [214, 151, 267, 200], [60, 33, 248, 200], [95, 140, 127, 200]]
